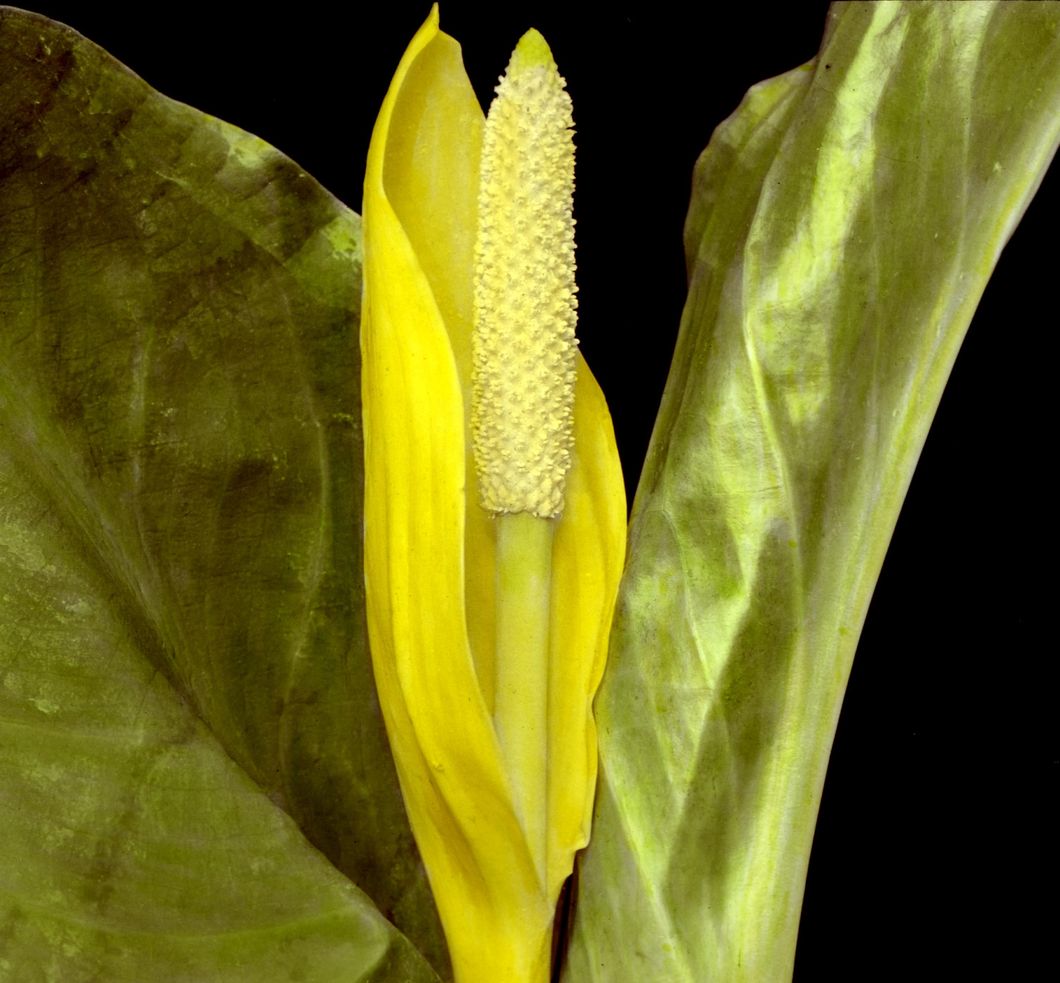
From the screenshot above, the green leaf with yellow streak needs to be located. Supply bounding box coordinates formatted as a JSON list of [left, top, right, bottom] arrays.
[[563, 4, 1060, 981]]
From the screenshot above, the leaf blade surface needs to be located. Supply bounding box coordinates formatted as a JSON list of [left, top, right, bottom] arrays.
[[0, 8, 442, 979], [564, 4, 1060, 981]]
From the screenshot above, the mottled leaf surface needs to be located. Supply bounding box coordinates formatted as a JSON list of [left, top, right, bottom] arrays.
[[564, 4, 1060, 981], [0, 8, 443, 980]]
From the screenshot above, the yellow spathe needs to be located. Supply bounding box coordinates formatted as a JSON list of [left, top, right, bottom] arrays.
[[360, 7, 626, 983]]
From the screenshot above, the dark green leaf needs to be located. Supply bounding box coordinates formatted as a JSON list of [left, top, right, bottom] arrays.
[[0, 8, 443, 979]]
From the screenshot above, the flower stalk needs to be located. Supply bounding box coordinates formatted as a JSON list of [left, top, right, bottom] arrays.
[[492, 512, 554, 883]]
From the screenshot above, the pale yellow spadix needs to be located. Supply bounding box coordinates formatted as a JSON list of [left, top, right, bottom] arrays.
[[473, 29, 577, 520], [361, 8, 626, 982]]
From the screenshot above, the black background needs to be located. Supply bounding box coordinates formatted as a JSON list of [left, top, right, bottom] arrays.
[[13, 2, 1056, 979]]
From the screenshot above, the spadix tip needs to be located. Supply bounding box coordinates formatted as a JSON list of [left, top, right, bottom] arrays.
[[510, 28, 557, 75]]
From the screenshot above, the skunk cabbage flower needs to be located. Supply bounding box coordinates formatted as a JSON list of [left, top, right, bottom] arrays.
[[360, 8, 626, 982]]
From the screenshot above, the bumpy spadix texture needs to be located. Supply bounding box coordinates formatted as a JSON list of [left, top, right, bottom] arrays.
[[360, 8, 626, 983], [473, 30, 577, 518]]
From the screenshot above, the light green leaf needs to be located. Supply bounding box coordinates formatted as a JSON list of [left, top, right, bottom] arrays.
[[0, 8, 442, 980], [564, 4, 1060, 981]]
